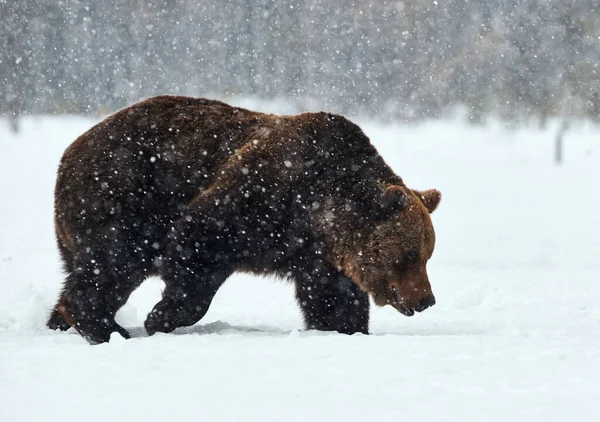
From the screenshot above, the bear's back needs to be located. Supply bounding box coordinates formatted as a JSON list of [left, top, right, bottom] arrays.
[[54, 96, 320, 232]]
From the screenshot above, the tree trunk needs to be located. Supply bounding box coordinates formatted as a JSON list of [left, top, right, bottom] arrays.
[[555, 119, 569, 165], [7, 34, 21, 133]]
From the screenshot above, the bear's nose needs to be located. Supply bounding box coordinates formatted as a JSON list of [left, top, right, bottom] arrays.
[[416, 295, 436, 312]]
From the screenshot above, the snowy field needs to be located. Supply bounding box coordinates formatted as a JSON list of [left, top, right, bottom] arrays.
[[1, 107, 600, 421]]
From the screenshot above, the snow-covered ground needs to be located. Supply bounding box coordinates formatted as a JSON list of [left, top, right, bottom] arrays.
[[1, 110, 599, 421]]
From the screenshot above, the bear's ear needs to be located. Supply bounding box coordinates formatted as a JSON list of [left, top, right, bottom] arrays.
[[412, 189, 441, 213], [376, 185, 409, 215]]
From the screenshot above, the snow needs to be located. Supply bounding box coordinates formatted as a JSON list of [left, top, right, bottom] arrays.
[[1, 113, 600, 421]]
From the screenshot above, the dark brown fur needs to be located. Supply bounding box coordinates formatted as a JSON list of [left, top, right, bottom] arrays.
[[47, 95, 441, 344]]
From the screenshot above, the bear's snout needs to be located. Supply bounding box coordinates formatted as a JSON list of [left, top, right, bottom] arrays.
[[415, 295, 436, 312], [390, 277, 435, 317]]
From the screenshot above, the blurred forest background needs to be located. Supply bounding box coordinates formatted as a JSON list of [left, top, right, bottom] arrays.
[[2, 0, 600, 130]]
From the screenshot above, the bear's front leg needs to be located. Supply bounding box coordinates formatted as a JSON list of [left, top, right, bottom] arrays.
[[292, 261, 370, 335]]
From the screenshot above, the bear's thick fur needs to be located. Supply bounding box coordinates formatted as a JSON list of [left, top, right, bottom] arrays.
[[47, 95, 441, 344]]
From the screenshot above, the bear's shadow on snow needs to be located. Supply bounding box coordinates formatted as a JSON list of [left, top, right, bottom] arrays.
[[125, 321, 290, 338], [57, 320, 483, 339], [119, 321, 479, 339]]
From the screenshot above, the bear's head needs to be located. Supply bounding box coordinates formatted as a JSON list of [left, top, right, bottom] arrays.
[[322, 185, 441, 316]]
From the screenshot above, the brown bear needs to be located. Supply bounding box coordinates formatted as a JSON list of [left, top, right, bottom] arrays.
[[46, 95, 441, 344]]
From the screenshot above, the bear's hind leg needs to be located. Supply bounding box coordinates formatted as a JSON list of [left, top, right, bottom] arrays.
[[145, 264, 231, 336], [47, 310, 71, 331], [47, 295, 72, 331], [48, 236, 75, 331], [293, 262, 370, 335], [56, 254, 147, 344], [145, 214, 234, 335]]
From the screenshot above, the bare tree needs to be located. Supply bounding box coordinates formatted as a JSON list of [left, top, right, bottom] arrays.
[[6, 34, 21, 133], [1, 0, 23, 132]]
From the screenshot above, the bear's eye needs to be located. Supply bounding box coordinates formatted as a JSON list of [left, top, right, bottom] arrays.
[[406, 250, 419, 263]]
